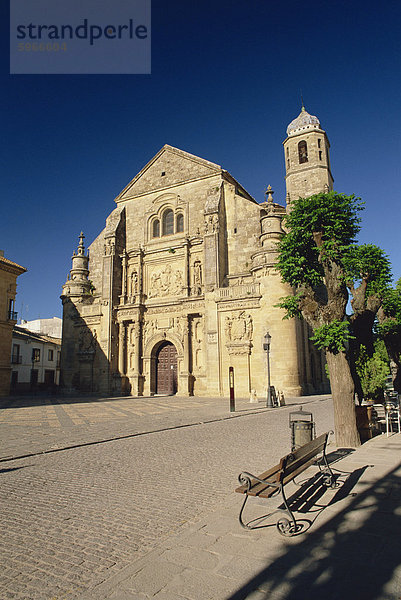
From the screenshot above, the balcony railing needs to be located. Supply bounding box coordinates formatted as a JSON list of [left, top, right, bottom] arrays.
[[8, 310, 18, 321], [11, 355, 22, 364]]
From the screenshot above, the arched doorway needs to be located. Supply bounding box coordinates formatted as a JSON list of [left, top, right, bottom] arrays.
[[155, 341, 178, 395]]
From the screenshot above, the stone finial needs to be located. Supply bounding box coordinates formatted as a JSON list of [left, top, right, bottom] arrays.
[[264, 185, 274, 211], [78, 232, 85, 256]]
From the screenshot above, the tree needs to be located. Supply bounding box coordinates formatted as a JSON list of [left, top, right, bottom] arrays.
[[276, 192, 363, 447], [376, 278, 401, 393], [356, 342, 390, 402], [343, 244, 393, 403]]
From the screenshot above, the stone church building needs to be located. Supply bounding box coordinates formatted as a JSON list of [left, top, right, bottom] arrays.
[[60, 107, 332, 398]]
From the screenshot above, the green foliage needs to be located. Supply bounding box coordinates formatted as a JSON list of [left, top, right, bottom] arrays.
[[310, 320, 355, 353], [275, 293, 303, 320], [343, 244, 392, 297], [277, 192, 364, 288], [356, 344, 390, 401], [376, 279, 401, 338]]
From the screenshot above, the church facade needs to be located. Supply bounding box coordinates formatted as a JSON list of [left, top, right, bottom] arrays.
[[60, 108, 332, 398]]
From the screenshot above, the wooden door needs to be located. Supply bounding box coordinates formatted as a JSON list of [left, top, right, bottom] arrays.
[[156, 342, 177, 395]]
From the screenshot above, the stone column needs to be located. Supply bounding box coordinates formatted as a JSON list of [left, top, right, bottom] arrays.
[[138, 248, 144, 302], [120, 250, 127, 304], [180, 315, 191, 396], [128, 320, 143, 396], [118, 321, 126, 375], [184, 238, 190, 296]]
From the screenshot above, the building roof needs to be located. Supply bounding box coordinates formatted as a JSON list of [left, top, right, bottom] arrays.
[[0, 254, 27, 274], [287, 106, 321, 136], [13, 325, 61, 346]]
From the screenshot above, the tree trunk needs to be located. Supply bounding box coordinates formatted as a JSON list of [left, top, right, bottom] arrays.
[[326, 350, 361, 447]]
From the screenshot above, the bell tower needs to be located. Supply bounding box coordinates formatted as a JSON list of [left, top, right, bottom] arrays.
[[283, 106, 334, 209]]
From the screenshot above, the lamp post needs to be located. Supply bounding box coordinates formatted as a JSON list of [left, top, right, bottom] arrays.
[[263, 332, 272, 408]]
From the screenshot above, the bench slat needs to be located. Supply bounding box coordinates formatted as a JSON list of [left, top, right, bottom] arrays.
[[235, 433, 329, 498], [281, 434, 327, 480], [235, 463, 281, 496]]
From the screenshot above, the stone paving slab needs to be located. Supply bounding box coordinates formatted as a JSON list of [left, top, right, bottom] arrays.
[[1, 394, 335, 600], [3, 393, 400, 600], [0, 394, 324, 461], [84, 433, 401, 600]]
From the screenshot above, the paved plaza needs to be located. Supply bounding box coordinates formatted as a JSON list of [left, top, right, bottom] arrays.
[[1, 394, 400, 599]]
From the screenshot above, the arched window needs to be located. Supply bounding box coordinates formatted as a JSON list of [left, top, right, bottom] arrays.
[[176, 213, 184, 233], [162, 209, 174, 236], [152, 219, 160, 238], [298, 141, 308, 164]]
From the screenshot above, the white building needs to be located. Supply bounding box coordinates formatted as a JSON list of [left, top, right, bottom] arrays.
[[19, 317, 62, 338], [11, 326, 61, 392]]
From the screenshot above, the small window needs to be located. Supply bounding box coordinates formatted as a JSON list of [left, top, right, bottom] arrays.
[[319, 151, 322, 161], [161, 171, 166, 176], [298, 141, 308, 164], [32, 348, 40, 362], [12, 344, 20, 364], [162, 209, 174, 236], [318, 139, 321, 148], [48, 349, 54, 361], [152, 219, 160, 238], [176, 213, 184, 233]]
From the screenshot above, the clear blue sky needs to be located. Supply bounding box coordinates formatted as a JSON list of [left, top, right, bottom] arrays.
[[1, 0, 400, 322]]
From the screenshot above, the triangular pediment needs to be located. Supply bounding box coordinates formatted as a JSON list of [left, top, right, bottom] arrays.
[[115, 145, 222, 202]]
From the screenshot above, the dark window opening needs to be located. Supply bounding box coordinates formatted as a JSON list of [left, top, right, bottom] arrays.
[[234, 228, 237, 234], [176, 213, 184, 233], [12, 344, 20, 364], [162, 209, 174, 236], [152, 219, 160, 238], [319, 151, 322, 160], [161, 171, 166, 176], [48, 349, 54, 361], [298, 141, 308, 164], [32, 348, 40, 362], [318, 139, 321, 148]]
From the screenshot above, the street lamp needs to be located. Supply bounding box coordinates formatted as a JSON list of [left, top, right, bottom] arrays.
[[263, 332, 272, 408]]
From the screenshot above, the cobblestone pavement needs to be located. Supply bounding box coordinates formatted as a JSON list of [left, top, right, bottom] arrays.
[[0, 395, 334, 599]]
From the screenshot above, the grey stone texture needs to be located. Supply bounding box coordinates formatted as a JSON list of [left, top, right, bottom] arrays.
[[1, 394, 400, 599]]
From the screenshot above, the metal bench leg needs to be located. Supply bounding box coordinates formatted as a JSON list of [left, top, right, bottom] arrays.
[[238, 494, 254, 530], [276, 484, 299, 537], [320, 447, 337, 488]]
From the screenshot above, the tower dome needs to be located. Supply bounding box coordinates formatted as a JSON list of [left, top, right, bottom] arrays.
[[286, 106, 321, 137]]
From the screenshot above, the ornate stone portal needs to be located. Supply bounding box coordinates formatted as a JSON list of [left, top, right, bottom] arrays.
[[61, 110, 331, 398]]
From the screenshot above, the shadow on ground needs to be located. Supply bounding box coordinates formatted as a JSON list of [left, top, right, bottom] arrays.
[[228, 460, 401, 600]]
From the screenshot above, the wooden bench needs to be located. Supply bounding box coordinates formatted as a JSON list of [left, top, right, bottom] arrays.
[[235, 432, 335, 536]]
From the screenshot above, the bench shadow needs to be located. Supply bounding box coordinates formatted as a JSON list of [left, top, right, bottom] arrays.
[[227, 460, 401, 600], [242, 465, 366, 534]]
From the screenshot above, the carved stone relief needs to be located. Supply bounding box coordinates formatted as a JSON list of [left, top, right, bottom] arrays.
[[148, 265, 185, 298], [130, 270, 139, 297], [103, 238, 115, 256], [143, 318, 158, 342], [225, 311, 253, 342], [174, 316, 188, 341], [192, 260, 203, 295], [79, 328, 97, 351], [204, 213, 219, 234], [191, 316, 204, 371]]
